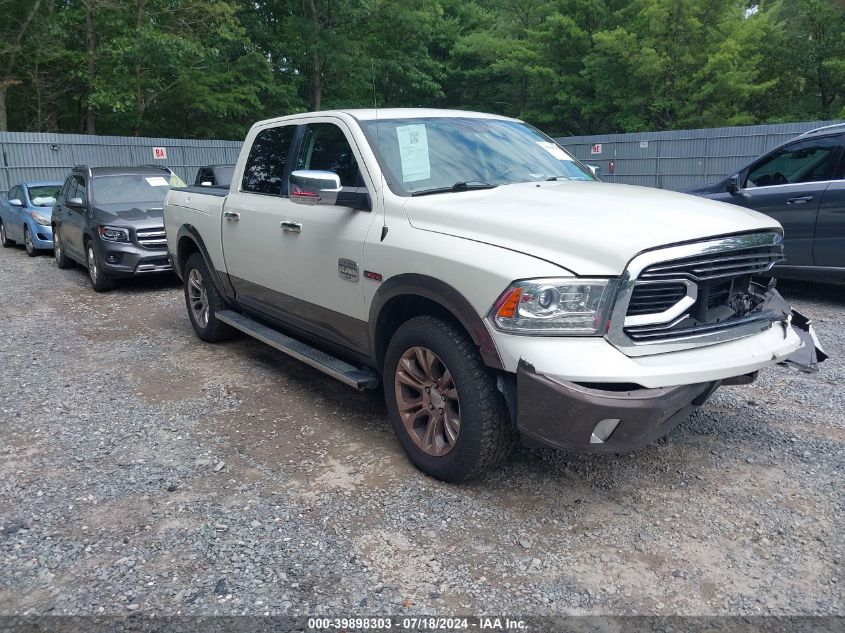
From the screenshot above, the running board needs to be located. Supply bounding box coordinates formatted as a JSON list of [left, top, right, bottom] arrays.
[[216, 310, 379, 390]]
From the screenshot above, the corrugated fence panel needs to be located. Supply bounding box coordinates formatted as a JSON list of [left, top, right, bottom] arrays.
[[557, 120, 844, 190], [0, 131, 243, 192]]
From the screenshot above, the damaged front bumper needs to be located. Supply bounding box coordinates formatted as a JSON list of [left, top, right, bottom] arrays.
[[513, 283, 827, 453], [760, 283, 829, 372]]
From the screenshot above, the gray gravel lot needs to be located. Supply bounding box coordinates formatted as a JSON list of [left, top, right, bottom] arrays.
[[0, 244, 842, 617]]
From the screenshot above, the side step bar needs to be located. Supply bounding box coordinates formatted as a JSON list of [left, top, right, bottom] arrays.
[[216, 310, 379, 390]]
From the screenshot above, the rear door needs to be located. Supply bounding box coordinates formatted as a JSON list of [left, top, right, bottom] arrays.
[[222, 123, 299, 311], [61, 175, 89, 257], [813, 139, 845, 268], [732, 136, 842, 266]]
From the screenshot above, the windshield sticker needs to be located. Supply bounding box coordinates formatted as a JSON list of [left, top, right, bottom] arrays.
[[145, 176, 170, 187], [396, 124, 430, 182], [538, 141, 572, 161]]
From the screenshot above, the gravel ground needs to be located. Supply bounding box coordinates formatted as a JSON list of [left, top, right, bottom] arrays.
[[0, 244, 842, 618]]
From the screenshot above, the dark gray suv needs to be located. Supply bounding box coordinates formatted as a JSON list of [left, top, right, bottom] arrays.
[[52, 166, 179, 291], [686, 124, 845, 281]]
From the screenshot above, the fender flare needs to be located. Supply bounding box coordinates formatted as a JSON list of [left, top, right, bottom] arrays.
[[368, 273, 503, 370], [174, 224, 236, 301]]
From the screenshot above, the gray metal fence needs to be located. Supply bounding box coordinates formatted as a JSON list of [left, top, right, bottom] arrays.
[[3, 121, 844, 194], [556, 120, 845, 191], [0, 131, 242, 192]]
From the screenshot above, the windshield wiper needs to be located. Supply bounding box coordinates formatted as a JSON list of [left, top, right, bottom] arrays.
[[411, 181, 498, 197]]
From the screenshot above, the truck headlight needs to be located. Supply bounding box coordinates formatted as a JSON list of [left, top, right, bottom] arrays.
[[98, 225, 130, 242], [490, 278, 616, 334], [30, 211, 51, 226]]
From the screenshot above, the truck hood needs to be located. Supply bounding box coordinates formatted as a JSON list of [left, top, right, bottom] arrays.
[[93, 203, 164, 228], [402, 181, 781, 275]]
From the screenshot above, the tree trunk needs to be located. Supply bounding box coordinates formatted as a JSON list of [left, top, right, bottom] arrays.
[[0, 87, 7, 133], [0, 0, 42, 131], [305, 0, 323, 111], [85, 0, 96, 134]]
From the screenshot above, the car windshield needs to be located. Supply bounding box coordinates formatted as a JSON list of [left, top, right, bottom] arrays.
[[28, 185, 61, 206], [359, 116, 595, 196], [92, 174, 172, 205]]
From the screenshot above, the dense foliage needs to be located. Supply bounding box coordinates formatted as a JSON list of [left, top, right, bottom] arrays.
[[1, 0, 843, 138]]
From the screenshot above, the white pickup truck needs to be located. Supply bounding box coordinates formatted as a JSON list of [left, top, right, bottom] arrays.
[[163, 108, 825, 481]]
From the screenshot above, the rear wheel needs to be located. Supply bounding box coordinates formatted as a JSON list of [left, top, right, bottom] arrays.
[[53, 227, 73, 269], [0, 220, 15, 247], [183, 252, 233, 342], [383, 315, 514, 482], [86, 241, 116, 292], [24, 226, 37, 257]]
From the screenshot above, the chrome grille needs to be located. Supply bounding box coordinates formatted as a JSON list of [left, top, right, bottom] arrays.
[[638, 243, 784, 282], [607, 232, 784, 356], [627, 282, 688, 316], [136, 227, 167, 249]]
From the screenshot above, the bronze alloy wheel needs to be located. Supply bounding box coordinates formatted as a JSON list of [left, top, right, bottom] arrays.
[[394, 346, 460, 457]]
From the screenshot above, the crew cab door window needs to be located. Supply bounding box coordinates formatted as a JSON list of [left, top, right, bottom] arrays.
[[744, 137, 842, 188], [241, 125, 296, 195], [295, 123, 363, 187]]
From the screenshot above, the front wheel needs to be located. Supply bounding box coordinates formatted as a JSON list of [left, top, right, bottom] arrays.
[[24, 226, 38, 257], [383, 315, 515, 482], [0, 220, 15, 247], [86, 242, 116, 292], [183, 252, 233, 342]]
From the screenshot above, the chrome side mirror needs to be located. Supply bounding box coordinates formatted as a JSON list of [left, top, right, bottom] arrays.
[[67, 197, 84, 207], [586, 164, 600, 176], [289, 170, 342, 206], [8, 198, 22, 207]]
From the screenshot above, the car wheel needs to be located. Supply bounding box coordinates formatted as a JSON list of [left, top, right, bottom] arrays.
[[86, 241, 116, 292], [24, 226, 37, 257], [0, 220, 15, 247], [53, 227, 73, 269], [383, 315, 515, 482], [183, 252, 233, 342]]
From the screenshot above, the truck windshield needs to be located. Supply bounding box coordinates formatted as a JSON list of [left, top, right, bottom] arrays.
[[92, 174, 172, 205], [359, 117, 595, 196]]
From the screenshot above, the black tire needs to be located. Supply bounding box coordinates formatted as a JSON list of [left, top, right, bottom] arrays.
[[0, 220, 15, 247], [383, 315, 515, 482], [53, 226, 73, 269], [85, 240, 116, 292], [183, 252, 234, 342], [24, 226, 38, 257]]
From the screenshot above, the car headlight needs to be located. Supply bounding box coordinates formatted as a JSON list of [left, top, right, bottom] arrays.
[[30, 211, 51, 226], [490, 278, 617, 335], [98, 225, 130, 242]]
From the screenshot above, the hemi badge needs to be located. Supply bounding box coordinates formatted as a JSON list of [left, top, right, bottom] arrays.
[[338, 258, 359, 282], [364, 271, 383, 282]]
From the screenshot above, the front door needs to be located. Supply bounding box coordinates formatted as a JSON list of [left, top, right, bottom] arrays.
[[730, 136, 843, 266], [814, 177, 845, 269], [62, 174, 89, 257]]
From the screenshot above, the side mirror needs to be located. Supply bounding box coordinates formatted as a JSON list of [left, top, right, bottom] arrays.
[[586, 164, 600, 176], [726, 174, 740, 195], [201, 181, 212, 186], [67, 197, 84, 207], [8, 198, 22, 207], [289, 170, 370, 210]]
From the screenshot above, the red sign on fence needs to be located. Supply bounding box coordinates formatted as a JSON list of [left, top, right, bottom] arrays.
[[152, 147, 168, 160]]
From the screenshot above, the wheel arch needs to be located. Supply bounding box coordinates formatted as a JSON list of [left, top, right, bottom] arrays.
[[368, 273, 503, 371], [175, 224, 235, 302]]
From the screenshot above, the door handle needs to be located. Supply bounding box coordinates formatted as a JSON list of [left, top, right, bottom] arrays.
[[280, 221, 302, 233], [786, 195, 814, 205], [223, 211, 240, 221]]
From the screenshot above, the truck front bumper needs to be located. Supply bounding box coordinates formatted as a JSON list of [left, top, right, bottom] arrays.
[[516, 361, 720, 452]]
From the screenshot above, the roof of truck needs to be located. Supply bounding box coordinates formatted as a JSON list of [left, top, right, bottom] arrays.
[[256, 108, 516, 128]]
